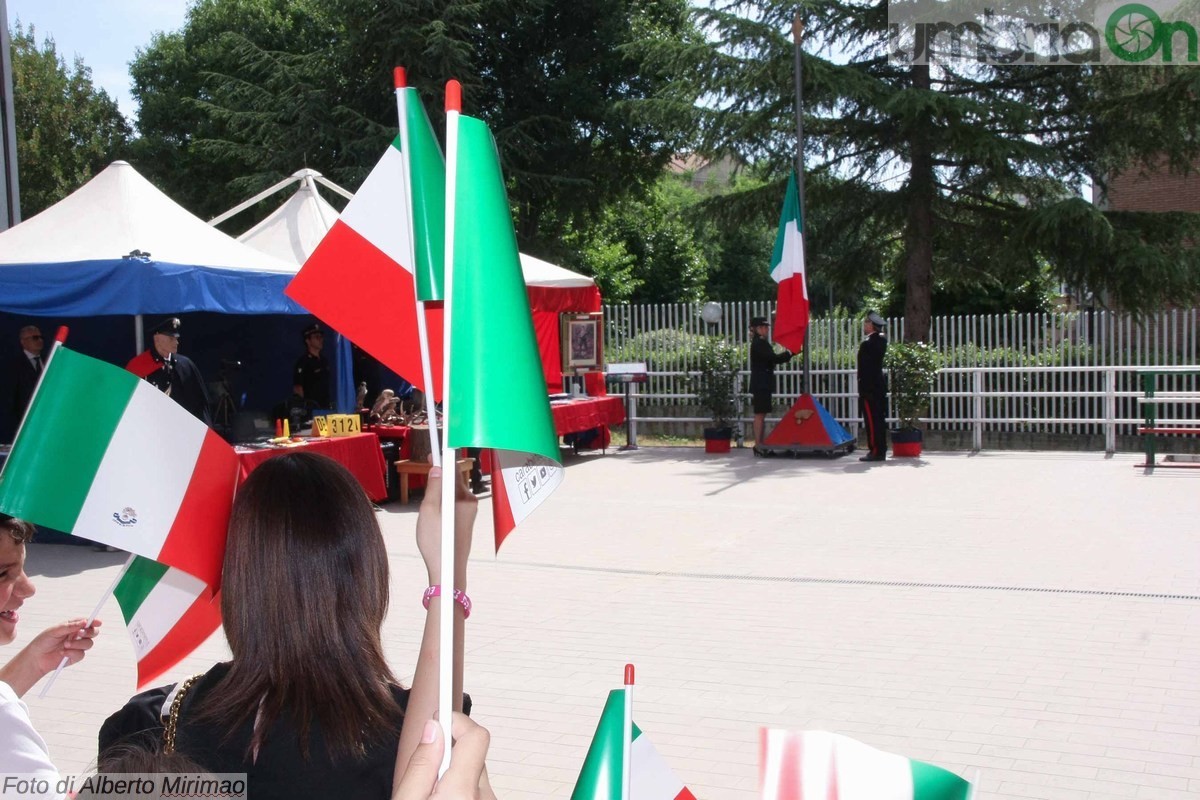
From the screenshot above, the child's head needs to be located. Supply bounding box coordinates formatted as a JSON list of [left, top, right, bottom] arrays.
[[0, 514, 37, 646]]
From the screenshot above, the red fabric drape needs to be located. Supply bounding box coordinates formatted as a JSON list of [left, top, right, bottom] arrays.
[[526, 284, 605, 396]]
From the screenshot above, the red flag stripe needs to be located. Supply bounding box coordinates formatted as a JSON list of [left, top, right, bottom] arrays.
[[285, 219, 444, 399], [157, 428, 239, 588], [135, 589, 222, 688]]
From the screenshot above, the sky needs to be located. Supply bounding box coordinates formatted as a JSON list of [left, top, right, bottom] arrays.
[[6, 0, 192, 120]]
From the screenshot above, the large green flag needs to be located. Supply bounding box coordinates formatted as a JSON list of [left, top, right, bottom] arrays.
[[445, 111, 563, 550]]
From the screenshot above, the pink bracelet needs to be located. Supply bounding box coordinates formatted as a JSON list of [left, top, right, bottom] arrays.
[[422, 585, 472, 619]]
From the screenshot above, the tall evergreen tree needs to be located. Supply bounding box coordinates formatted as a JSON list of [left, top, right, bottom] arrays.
[[643, 1, 1200, 340], [9, 23, 131, 217], [129, 0, 698, 247]]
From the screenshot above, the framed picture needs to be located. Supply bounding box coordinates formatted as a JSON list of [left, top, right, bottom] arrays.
[[561, 313, 603, 371]]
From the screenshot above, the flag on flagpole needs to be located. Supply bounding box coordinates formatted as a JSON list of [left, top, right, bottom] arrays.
[[113, 556, 222, 688], [286, 88, 447, 398], [572, 689, 696, 800], [443, 107, 563, 551], [0, 347, 237, 588], [770, 171, 810, 354], [760, 729, 973, 800]]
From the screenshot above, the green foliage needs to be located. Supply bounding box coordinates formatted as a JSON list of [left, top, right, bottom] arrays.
[[607, 328, 722, 369], [566, 176, 709, 303], [636, 1, 1200, 333], [885, 341, 944, 430], [128, 0, 698, 245], [9, 23, 131, 217], [689, 336, 741, 427]]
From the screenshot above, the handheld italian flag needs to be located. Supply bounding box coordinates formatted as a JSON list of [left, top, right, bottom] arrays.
[[114, 556, 222, 688], [760, 729, 973, 800], [443, 82, 563, 552], [571, 667, 695, 800], [0, 346, 238, 588], [286, 76, 447, 399], [770, 171, 809, 354]]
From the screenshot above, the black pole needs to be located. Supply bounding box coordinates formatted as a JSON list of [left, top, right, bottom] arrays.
[[791, 12, 810, 393]]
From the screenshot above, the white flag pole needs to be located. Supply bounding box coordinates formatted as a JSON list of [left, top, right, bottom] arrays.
[[622, 664, 634, 800], [38, 553, 133, 698], [392, 68, 442, 469], [436, 78, 464, 776]]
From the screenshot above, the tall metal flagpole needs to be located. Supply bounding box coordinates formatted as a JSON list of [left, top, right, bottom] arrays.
[[792, 13, 811, 393]]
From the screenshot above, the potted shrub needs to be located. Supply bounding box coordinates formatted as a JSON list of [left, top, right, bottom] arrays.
[[884, 341, 943, 457], [690, 336, 741, 454]]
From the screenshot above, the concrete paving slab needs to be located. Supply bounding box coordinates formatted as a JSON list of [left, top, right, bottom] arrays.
[[10, 448, 1200, 799]]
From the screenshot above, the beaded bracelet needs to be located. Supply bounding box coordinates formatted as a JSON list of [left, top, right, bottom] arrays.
[[422, 585, 472, 619]]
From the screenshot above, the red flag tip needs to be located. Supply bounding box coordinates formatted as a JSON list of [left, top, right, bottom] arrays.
[[54, 326, 69, 343], [445, 79, 461, 113], [393, 67, 406, 89], [624, 664, 635, 685]]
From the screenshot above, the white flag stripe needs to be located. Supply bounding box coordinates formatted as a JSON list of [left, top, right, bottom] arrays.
[[631, 735, 687, 800], [824, 731, 912, 799], [74, 381, 207, 553], [125, 568, 207, 657], [771, 221, 806, 297], [801, 731, 834, 798], [496, 450, 564, 528], [338, 145, 412, 268]]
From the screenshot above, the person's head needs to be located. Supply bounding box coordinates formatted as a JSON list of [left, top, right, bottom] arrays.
[[204, 452, 399, 758], [0, 514, 37, 646], [750, 316, 770, 337], [150, 317, 181, 358], [18, 326, 44, 357], [863, 311, 886, 336], [302, 324, 324, 355], [86, 746, 215, 797]]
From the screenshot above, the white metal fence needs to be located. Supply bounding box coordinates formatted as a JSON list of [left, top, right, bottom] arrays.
[[602, 303, 1200, 451]]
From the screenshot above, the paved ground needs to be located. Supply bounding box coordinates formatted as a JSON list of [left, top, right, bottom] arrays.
[[15, 448, 1200, 799]]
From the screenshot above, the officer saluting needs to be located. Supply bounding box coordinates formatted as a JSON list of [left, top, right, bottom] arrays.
[[857, 310, 888, 462], [125, 317, 212, 426]]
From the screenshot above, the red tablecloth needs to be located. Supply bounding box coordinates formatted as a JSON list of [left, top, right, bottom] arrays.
[[236, 432, 388, 502], [550, 396, 625, 435]]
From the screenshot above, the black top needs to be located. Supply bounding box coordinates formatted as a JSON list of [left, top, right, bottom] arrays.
[[293, 352, 331, 409], [146, 353, 212, 426], [749, 334, 792, 395], [101, 663, 409, 800], [857, 331, 888, 394], [8, 352, 40, 419]]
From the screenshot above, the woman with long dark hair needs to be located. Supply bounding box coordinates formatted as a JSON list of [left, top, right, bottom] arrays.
[[101, 452, 490, 799]]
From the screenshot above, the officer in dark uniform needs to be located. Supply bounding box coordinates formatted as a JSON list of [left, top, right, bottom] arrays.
[[857, 310, 889, 462], [125, 317, 212, 426], [293, 323, 331, 410], [749, 315, 794, 455]]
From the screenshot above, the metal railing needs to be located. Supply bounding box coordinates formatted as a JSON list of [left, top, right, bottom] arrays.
[[603, 304, 1200, 452]]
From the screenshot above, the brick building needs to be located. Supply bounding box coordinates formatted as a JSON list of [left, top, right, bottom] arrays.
[[1101, 158, 1200, 213]]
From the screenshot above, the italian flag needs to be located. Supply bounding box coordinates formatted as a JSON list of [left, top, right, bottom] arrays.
[[770, 171, 810, 354], [571, 689, 695, 800], [0, 347, 238, 588], [114, 556, 222, 688], [760, 729, 973, 800], [444, 103, 562, 551], [286, 84, 446, 398]]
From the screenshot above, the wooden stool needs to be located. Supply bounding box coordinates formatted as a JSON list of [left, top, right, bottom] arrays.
[[393, 458, 474, 505]]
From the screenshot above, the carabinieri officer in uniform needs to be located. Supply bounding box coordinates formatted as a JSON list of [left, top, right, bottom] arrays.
[[292, 323, 331, 410], [857, 310, 888, 462], [125, 317, 212, 426]]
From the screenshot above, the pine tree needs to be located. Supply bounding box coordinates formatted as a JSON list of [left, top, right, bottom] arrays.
[[642, 1, 1200, 340]]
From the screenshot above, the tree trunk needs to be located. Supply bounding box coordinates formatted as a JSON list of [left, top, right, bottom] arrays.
[[903, 63, 934, 344]]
